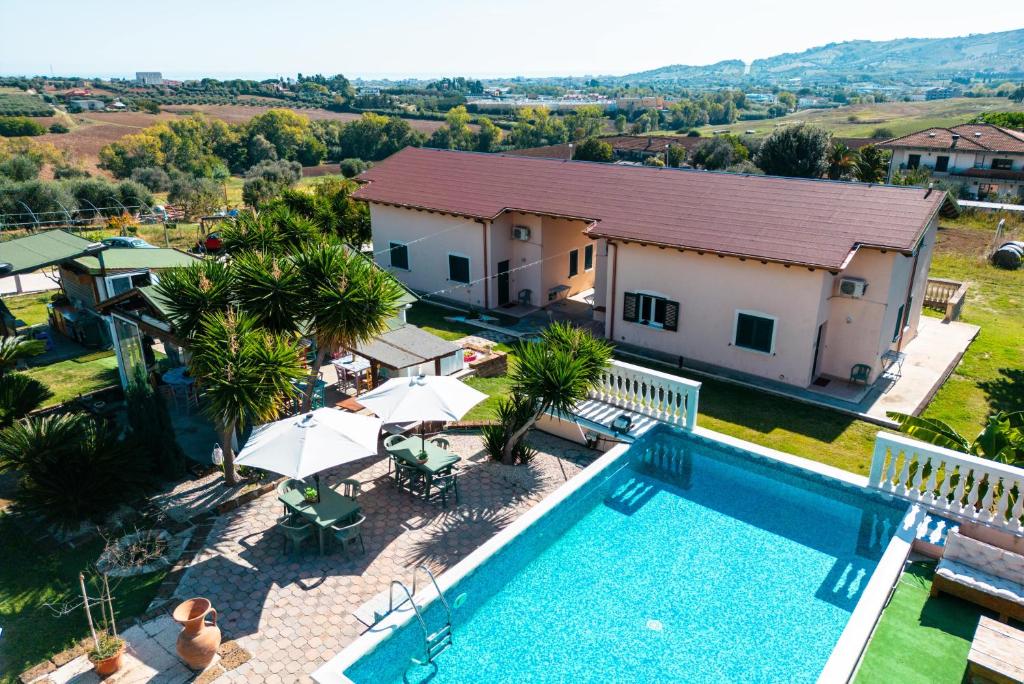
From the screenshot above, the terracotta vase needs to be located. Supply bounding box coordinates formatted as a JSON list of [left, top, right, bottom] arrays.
[[91, 642, 125, 677], [172, 598, 221, 670]]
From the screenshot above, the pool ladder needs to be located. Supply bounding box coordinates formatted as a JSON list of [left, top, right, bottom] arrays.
[[389, 565, 453, 666]]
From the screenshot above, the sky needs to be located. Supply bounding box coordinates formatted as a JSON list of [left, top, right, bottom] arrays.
[[1, 0, 1021, 80]]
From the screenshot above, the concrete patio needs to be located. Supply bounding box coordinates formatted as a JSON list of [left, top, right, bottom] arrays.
[[164, 431, 597, 683]]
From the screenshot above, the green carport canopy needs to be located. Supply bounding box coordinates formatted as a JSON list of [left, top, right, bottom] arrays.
[[0, 230, 103, 276]]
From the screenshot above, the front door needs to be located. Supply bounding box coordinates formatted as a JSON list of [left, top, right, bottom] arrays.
[[497, 260, 510, 306], [935, 156, 949, 173]]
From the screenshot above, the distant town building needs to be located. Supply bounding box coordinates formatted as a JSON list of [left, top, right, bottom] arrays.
[[357, 86, 381, 96], [797, 96, 835, 109], [925, 87, 962, 101], [615, 96, 666, 112], [135, 72, 163, 86], [745, 93, 777, 104], [69, 99, 105, 111]]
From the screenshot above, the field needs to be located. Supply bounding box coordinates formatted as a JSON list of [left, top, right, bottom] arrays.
[[0, 92, 53, 117], [35, 104, 449, 176], [688, 97, 1024, 138]]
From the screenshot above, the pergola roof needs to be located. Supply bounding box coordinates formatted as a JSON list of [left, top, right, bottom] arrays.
[[71, 248, 202, 274], [354, 324, 460, 370], [0, 230, 102, 276]]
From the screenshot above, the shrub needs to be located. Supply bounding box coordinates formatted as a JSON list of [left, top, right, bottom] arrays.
[[53, 165, 90, 179], [481, 396, 537, 465], [131, 166, 171, 192], [0, 115, 46, 137], [48, 122, 70, 134], [0, 154, 41, 181], [0, 373, 52, 428], [0, 413, 145, 529], [573, 138, 614, 163], [339, 158, 369, 178], [754, 124, 830, 178]]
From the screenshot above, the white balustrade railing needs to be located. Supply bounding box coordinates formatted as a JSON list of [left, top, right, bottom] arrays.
[[589, 359, 701, 430], [868, 431, 1024, 533]]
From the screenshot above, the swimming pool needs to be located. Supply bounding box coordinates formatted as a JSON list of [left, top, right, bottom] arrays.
[[324, 427, 908, 684]]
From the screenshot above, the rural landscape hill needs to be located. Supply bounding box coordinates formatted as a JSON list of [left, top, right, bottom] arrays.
[[622, 28, 1024, 84]]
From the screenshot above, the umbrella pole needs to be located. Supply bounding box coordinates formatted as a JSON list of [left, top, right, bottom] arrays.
[[314, 473, 321, 503]]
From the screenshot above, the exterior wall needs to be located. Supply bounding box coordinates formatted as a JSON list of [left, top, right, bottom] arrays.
[[605, 243, 830, 387], [58, 266, 98, 309], [369, 204, 487, 308], [888, 148, 1024, 199], [538, 216, 594, 302], [489, 212, 542, 308]]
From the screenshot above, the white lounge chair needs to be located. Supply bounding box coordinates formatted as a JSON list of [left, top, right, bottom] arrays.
[[931, 529, 1024, 622]]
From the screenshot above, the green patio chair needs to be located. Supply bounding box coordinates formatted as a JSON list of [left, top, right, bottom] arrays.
[[429, 469, 460, 508], [849, 363, 872, 385], [384, 434, 404, 474], [337, 478, 361, 499], [276, 515, 314, 555], [276, 478, 305, 514], [331, 513, 367, 557]]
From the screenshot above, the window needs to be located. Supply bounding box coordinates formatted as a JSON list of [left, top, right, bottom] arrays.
[[892, 304, 905, 342], [935, 156, 949, 173], [733, 311, 775, 354], [992, 158, 1013, 170], [448, 254, 470, 284], [584, 244, 594, 271], [389, 242, 409, 270], [907, 154, 921, 170], [105, 271, 151, 299], [568, 249, 579, 277], [622, 292, 679, 331]]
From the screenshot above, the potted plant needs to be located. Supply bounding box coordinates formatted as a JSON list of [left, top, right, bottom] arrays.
[[79, 572, 126, 676], [303, 486, 318, 503], [89, 633, 126, 676]]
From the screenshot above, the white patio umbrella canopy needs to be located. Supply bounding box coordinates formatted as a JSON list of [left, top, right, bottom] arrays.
[[358, 375, 488, 425], [235, 408, 383, 481]]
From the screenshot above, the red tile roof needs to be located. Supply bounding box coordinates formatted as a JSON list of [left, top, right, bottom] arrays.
[[354, 147, 954, 270], [879, 124, 1024, 154]]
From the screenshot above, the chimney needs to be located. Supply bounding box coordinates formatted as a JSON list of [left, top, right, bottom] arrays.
[[951, 133, 960, 149]]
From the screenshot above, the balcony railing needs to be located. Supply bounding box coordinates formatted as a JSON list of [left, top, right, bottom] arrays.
[[868, 432, 1024, 533], [589, 359, 701, 430], [923, 277, 968, 322]]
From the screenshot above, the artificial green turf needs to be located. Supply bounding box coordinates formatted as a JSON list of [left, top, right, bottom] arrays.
[[2, 291, 53, 327], [21, 351, 120, 407], [0, 514, 166, 683], [854, 562, 982, 684]]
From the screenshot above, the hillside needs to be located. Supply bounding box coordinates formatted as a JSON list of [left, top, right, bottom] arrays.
[[622, 28, 1024, 84]]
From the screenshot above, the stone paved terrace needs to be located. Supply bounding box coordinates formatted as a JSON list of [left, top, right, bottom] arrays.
[[173, 431, 598, 683]]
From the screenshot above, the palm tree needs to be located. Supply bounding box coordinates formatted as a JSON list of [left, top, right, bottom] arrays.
[[153, 260, 235, 341], [0, 335, 45, 375], [855, 144, 890, 183], [188, 310, 306, 484], [231, 250, 303, 334], [0, 373, 53, 428], [499, 322, 612, 465], [293, 243, 406, 412], [219, 208, 320, 256], [888, 411, 1024, 466], [827, 142, 857, 180]]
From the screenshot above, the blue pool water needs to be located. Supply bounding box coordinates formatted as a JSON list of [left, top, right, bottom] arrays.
[[345, 428, 906, 684]]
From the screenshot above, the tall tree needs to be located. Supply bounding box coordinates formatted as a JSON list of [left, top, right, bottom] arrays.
[[188, 310, 305, 484], [827, 142, 857, 180], [293, 244, 406, 411], [854, 145, 890, 183], [755, 124, 830, 178], [573, 138, 613, 163]]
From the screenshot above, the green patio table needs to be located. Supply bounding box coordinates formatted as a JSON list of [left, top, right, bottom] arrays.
[[279, 486, 360, 555], [387, 435, 460, 496]]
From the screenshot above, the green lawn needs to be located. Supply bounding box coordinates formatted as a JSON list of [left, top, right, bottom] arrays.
[[854, 563, 984, 684], [3, 290, 53, 327], [921, 216, 1024, 436], [0, 514, 166, 683], [21, 351, 120, 407]]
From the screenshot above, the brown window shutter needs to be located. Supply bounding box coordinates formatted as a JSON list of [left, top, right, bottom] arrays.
[[664, 300, 680, 331], [623, 292, 639, 322]]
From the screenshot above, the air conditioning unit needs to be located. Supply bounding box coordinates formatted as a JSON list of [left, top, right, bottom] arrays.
[[838, 277, 868, 298], [511, 225, 531, 241]]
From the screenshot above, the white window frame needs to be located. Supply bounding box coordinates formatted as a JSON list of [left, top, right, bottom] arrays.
[[388, 241, 410, 271], [584, 244, 594, 272], [732, 309, 777, 356], [635, 290, 670, 330], [102, 270, 153, 301], [447, 252, 471, 284]]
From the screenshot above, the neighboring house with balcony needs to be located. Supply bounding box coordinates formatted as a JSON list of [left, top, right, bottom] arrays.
[[353, 148, 960, 393], [879, 124, 1024, 201]]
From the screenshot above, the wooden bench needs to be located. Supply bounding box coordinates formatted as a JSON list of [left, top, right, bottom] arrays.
[[968, 616, 1024, 684]]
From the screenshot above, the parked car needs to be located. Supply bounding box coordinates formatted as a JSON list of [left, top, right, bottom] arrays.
[[101, 237, 156, 249]]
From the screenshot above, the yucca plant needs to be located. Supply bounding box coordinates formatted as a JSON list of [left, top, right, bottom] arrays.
[[499, 322, 612, 465], [188, 310, 306, 484], [481, 394, 538, 465], [0, 413, 144, 529], [0, 372, 53, 427], [231, 250, 304, 334], [293, 242, 405, 412], [153, 260, 235, 341], [0, 334, 45, 375]]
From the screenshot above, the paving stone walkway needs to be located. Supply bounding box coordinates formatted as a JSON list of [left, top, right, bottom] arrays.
[[172, 432, 595, 683]]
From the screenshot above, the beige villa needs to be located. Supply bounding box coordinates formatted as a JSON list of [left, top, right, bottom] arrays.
[[354, 148, 959, 391]]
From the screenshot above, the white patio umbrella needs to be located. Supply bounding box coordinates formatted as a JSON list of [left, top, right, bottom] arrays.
[[235, 408, 382, 497], [357, 374, 488, 451]]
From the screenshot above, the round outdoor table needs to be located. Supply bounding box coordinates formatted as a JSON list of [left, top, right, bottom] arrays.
[[162, 366, 195, 386]]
